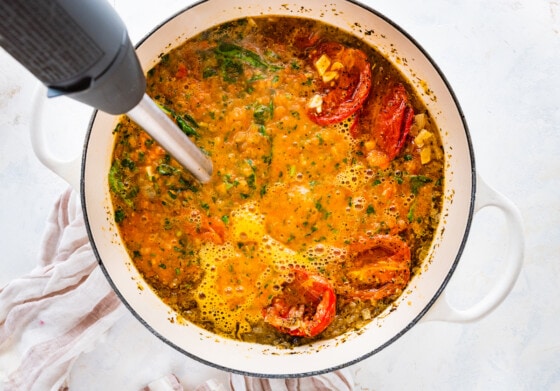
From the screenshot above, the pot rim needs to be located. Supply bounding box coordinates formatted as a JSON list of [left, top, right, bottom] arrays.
[[80, 0, 477, 377]]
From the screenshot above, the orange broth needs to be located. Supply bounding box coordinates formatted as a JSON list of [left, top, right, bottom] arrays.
[[109, 16, 444, 346]]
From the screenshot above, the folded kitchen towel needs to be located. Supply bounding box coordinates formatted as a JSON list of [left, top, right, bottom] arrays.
[[0, 189, 127, 391], [0, 189, 355, 391]]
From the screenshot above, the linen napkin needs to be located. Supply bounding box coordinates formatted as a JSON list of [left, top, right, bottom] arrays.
[[0, 189, 354, 390], [0, 189, 127, 390]]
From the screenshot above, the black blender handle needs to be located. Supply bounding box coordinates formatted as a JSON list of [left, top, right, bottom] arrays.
[[0, 0, 145, 114]]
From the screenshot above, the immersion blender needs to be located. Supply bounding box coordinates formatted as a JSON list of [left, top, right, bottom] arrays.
[[0, 0, 213, 182]]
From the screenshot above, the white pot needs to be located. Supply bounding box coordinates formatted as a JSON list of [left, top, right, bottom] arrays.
[[31, 0, 524, 377]]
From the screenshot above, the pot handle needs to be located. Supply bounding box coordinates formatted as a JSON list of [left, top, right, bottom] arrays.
[[30, 83, 82, 191], [421, 175, 524, 323]]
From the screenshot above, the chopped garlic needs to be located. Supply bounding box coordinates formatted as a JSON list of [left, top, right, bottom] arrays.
[[314, 54, 331, 76], [361, 308, 372, 320], [308, 94, 323, 113], [322, 70, 339, 83], [420, 147, 431, 164], [414, 113, 427, 129], [316, 55, 343, 83], [146, 166, 154, 180], [330, 61, 344, 71], [414, 128, 433, 147]]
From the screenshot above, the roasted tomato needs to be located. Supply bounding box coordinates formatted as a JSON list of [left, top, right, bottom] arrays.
[[366, 83, 414, 161], [339, 235, 411, 301], [175, 62, 187, 79], [291, 30, 321, 50], [306, 42, 372, 126], [263, 268, 336, 337], [183, 210, 226, 245]]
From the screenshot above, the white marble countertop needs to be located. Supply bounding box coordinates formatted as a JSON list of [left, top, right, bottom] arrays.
[[1, 0, 559, 389]]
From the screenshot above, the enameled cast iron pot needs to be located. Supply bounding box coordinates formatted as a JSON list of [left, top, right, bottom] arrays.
[[31, 0, 524, 378]]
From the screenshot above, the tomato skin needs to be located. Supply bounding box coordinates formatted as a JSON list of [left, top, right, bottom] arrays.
[[367, 83, 414, 160], [292, 30, 321, 50], [183, 210, 226, 244], [339, 235, 411, 301], [263, 268, 336, 337], [175, 63, 187, 79], [306, 42, 372, 126]]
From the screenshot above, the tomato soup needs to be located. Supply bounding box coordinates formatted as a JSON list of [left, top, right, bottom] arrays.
[[109, 17, 444, 347]]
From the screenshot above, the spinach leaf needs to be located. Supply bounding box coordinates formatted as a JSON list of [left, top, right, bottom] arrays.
[[109, 160, 138, 208], [410, 175, 432, 195], [114, 208, 126, 223], [215, 42, 269, 69], [253, 101, 274, 125], [158, 104, 200, 138], [156, 163, 176, 176], [211, 42, 282, 83]]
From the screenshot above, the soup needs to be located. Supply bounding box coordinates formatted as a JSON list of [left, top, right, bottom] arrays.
[[109, 16, 444, 347]]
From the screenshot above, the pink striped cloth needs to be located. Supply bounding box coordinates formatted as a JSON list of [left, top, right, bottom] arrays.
[[0, 190, 354, 391]]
